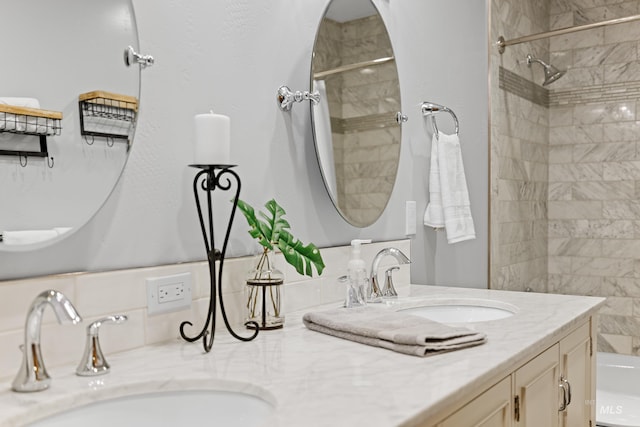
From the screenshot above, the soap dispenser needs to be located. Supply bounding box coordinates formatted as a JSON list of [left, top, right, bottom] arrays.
[[345, 239, 371, 308]]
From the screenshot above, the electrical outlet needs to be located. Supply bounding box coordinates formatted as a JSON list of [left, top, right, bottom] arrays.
[[158, 282, 185, 303], [146, 272, 192, 315]]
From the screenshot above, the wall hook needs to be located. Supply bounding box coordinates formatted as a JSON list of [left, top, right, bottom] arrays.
[[47, 157, 54, 169], [84, 135, 95, 145], [20, 155, 27, 167], [124, 46, 154, 69], [107, 137, 115, 148], [277, 86, 320, 111]]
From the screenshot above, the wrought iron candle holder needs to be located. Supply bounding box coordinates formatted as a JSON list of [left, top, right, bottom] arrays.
[[179, 164, 259, 352]]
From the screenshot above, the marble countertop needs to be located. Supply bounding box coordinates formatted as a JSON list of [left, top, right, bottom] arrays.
[[0, 285, 604, 427]]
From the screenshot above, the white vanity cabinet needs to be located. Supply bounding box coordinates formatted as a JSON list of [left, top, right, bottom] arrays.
[[437, 376, 512, 427], [558, 322, 593, 427], [433, 318, 594, 427], [514, 342, 561, 426]]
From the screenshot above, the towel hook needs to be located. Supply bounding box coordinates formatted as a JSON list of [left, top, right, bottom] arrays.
[[421, 101, 459, 136], [47, 156, 54, 169], [19, 155, 27, 167]]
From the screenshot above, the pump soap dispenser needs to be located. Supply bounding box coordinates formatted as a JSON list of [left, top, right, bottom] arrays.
[[345, 239, 371, 308]]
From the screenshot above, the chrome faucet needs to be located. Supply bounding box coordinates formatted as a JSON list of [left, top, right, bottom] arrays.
[[368, 247, 411, 301], [12, 290, 82, 392]]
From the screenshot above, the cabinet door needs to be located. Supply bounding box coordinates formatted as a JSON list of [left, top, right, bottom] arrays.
[[559, 322, 592, 427], [438, 376, 512, 427], [514, 344, 560, 427]]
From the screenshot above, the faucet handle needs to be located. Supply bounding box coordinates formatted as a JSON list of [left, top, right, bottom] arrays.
[[381, 266, 400, 298], [76, 315, 127, 377]]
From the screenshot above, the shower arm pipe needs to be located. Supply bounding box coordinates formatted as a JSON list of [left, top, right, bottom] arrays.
[[313, 56, 395, 79], [497, 13, 640, 54]]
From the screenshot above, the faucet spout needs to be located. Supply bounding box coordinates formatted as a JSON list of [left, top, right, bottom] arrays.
[[12, 290, 82, 392], [368, 248, 410, 301]]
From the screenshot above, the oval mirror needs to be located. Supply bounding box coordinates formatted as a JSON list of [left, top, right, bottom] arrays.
[[0, 0, 140, 251], [310, 0, 402, 228]]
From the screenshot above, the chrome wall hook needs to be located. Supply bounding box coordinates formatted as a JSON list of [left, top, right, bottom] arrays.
[[124, 46, 154, 69], [277, 86, 320, 111]]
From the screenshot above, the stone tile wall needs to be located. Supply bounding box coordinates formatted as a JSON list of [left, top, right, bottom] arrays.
[[491, 0, 640, 355], [547, 0, 640, 355], [490, 0, 550, 293]]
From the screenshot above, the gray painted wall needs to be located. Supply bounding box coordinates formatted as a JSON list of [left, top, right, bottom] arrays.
[[0, 0, 488, 287]]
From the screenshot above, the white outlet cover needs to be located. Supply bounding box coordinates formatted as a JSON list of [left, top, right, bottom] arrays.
[[146, 272, 192, 315], [405, 201, 417, 236]]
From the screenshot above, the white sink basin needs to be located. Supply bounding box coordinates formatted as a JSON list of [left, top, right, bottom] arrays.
[[399, 298, 517, 323], [28, 389, 274, 427]]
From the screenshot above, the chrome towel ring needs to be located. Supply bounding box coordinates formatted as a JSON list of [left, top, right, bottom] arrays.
[[421, 101, 459, 136]]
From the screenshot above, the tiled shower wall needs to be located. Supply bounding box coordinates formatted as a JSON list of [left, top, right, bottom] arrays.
[[315, 14, 400, 226], [490, 0, 550, 293], [491, 0, 640, 354], [547, 0, 640, 355]]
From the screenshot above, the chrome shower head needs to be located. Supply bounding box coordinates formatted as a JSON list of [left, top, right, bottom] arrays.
[[526, 54, 566, 86]]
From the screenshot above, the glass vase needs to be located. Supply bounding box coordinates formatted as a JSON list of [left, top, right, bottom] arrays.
[[245, 250, 284, 330]]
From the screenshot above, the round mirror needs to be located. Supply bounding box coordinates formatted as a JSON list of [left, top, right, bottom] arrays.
[[310, 0, 402, 228], [0, 0, 140, 251]]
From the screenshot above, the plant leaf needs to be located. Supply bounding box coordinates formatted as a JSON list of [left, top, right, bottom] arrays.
[[278, 230, 325, 277], [237, 199, 273, 250], [263, 199, 290, 244], [236, 198, 324, 277]]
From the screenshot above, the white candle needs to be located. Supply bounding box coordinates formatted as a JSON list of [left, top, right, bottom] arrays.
[[194, 111, 231, 164]]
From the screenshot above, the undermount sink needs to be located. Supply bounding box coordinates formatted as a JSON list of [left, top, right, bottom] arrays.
[[398, 298, 517, 323], [27, 389, 274, 427]]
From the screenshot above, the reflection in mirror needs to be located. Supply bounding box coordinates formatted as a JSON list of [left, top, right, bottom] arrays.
[[311, 0, 402, 228], [0, 0, 139, 251]]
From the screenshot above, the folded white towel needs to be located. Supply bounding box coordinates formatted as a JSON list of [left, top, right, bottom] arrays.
[[303, 307, 486, 357], [0, 97, 43, 133], [424, 131, 476, 244], [24, 117, 50, 134], [0, 97, 40, 108], [1, 227, 70, 245]]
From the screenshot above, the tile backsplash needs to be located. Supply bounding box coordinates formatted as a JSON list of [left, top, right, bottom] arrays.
[[0, 239, 410, 381]]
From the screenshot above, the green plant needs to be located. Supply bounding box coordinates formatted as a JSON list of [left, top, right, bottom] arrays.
[[237, 198, 325, 277]]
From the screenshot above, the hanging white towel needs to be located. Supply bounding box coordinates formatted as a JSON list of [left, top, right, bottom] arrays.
[[423, 131, 476, 244], [423, 132, 444, 228]]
